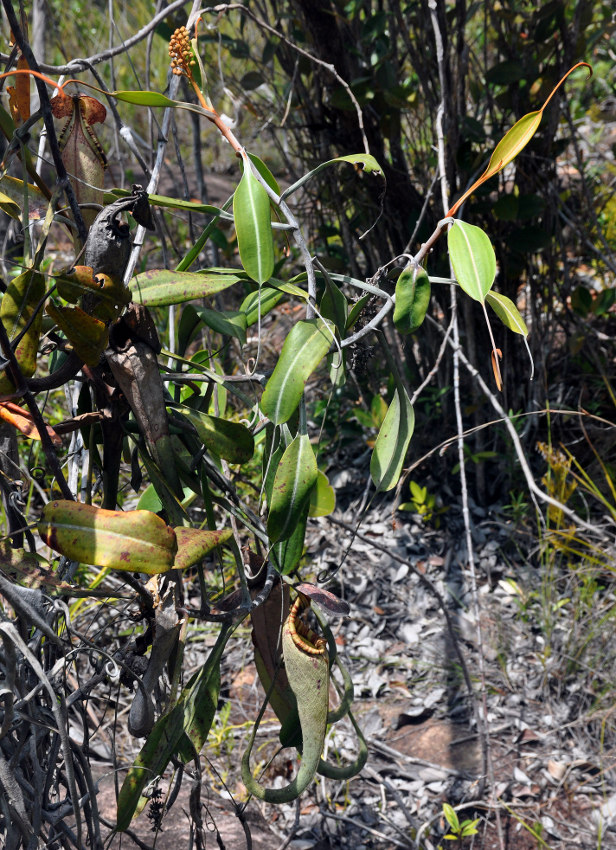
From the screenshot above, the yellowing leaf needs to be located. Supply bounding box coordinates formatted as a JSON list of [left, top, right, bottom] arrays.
[[0, 190, 20, 220], [173, 527, 233, 570], [54, 265, 130, 320], [0, 269, 45, 395], [308, 469, 336, 518], [0, 401, 61, 445], [38, 500, 177, 573], [485, 291, 528, 335], [447, 62, 591, 216], [46, 302, 108, 366], [130, 269, 240, 307]]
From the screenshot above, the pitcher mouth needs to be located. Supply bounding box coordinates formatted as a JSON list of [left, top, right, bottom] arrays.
[[286, 594, 327, 656]]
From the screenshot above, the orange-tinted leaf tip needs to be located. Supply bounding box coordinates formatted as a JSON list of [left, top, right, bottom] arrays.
[[491, 348, 503, 392], [0, 402, 62, 445]]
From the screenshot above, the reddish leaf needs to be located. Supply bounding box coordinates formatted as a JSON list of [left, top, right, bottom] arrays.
[[0, 401, 61, 446], [295, 583, 350, 616]]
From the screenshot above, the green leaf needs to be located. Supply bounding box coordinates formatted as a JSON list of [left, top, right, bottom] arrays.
[[105, 188, 228, 218], [308, 469, 336, 517], [261, 319, 334, 425], [393, 267, 431, 334], [38, 500, 177, 573], [483, 110, 542, 176], [193, 306, 247, 344], [247, 153, 281, 195], [180, 625, 231, 754], [370, 388, 415, 492], [319, 271, 349, 337], [173, 527, 233, 570], [270, 277, 309, 301], [486, 291, 534, 380], [0, 269, 45, 393], [448, 220, 496, 303], [460, 819, 480, 837], [0, 175, 48, 212], [442, 803, 460, 832], [371, 395, 388, 427], [271, 510, 308, 575], [130, 269, 240, 306], [240, 286, 284, 326], [346, 294, 370, 330], [281, 153, 384, 200], [113, 90, 178, 107], [268, 434, 318, 543], [177, 406, 254, 464], [137, 447, 188, 526], [137, 483, 163, 513], [485, 291, 528, 335], [116, 625, 230, 831], [233, 167, 275, 284]]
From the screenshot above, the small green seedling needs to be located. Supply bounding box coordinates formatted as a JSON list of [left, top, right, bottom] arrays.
[[442, 803, 480, 844]]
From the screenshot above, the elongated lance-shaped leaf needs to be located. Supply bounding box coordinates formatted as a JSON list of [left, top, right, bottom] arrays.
[[130, 269, 240, 307], [38, 500, 177, 573], [319, 266, 349, 338], [261, 319, 334, 424], [0, 269, 45, 394], [268, 434, 318, 543], [248, 152, 281, 195], [447, 62, 591, 216], [281, 153, 383, 200], [240, 286, 284, 326], [113, 90, 178, 107], [116, 625, 230, 831], [193, 305, 247, 345], [104, 188, 228, 218], [370, 388, 415, 492], [448, 220, 496, 304], [233, 166, 275, 284]]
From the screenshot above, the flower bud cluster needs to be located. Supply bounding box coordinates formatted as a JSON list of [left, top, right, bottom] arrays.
[[169, 26, 195, 77]]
